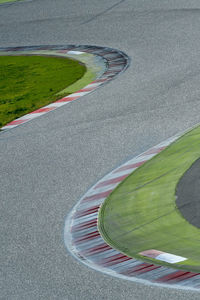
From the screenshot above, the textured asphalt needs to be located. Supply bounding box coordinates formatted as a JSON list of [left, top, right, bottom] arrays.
[[1, 0, 200, 299], [176, 158, 200, 229]]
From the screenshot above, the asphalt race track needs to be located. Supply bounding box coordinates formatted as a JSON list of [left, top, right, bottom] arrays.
[[1, 0, 200, 299], [176, 157, 200, 229]]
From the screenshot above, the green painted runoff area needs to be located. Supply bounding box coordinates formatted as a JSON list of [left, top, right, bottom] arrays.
[[99, 126, 200, 272], [0, 55, 87, 128]]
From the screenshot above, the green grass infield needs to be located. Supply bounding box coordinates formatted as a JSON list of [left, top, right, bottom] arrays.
[[0, 55, 87, 128], [98, 126, 200, 272], [0, 0, 20, 3]]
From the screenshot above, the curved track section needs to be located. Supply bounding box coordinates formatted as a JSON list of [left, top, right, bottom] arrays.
[[2, 1, 200, 299], [176, 157, 200, 229], [65, 130, 200, 290], [0, 45, 129, 131]]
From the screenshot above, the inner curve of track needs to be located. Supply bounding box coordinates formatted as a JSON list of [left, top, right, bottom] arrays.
[[1, 1, 200, 299]]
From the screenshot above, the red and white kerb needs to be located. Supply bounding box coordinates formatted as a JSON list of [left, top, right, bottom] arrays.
[[65, 134, 200, 290], [0, 45, 129, 131]]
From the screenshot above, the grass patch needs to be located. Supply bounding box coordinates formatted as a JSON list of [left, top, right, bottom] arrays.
[[0, 0, 21, 3], [0, 55, 86, 127], [98, 126, 200, 272]]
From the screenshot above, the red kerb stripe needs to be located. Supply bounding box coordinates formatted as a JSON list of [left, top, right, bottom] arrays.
[[133, 265, 160, 275], [142, 146, 166, 155], [56, 96, 79, 103], [74, 205, 100, 218], [95, 174, 129, 189], [92, 78, 107, 83], [121, 263, 154, 276], [108, 63, 124, 67], [171, 272, 199, 282], [73, 230, 100, 243], [82, 190, 113, 202], [31, 107, 54, 113], [83, 243, 112, 255], [114, 161, 146, 173], [103, 71, 115, 75], [6, 119, 27, 126], [101, 253, 132, 266], [71, 219, 97, 231], [77, 88, 93, 92], [156, 271, 194, 282]]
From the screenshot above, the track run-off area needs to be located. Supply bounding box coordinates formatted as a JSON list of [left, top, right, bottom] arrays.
[[2, 1, 200, 299]]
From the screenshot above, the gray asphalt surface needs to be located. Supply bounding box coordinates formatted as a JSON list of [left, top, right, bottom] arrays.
[[176, 158, 200, 229], [1, 0, 200, 299]]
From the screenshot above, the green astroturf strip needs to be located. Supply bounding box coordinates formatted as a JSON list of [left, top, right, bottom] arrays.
[[0, 55, 87, 127], [99, 126, 200, 272]]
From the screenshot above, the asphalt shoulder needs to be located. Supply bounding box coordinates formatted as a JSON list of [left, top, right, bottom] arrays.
[[176, 158, 200, 228]]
